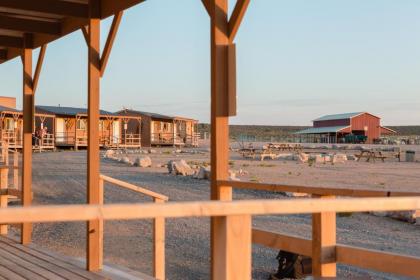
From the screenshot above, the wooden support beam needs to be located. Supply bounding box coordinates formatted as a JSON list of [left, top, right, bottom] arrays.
[[336, 245, 420, 278], [201, 0, 212, 17], [0, 15, 61, 35], [312, 195, 337, 277], [153, 198, 165, 280], [252, 229, 312, 257], [21, 34, 34, 245], [0, 0, 89, 18], [210, 0, 233, 278], [81, 26, 89, 46], [213, 215, 252, 280], [228, 0, 250, 43], [0, 35, 23, 48], [87, 0, 102, 272], [100, 12, 123, 77], [33, 45, 47, 94], [0, 167, 9, 235]]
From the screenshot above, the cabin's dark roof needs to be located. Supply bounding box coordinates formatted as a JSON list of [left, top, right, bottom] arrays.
[[117, 109, 198, 122], [36, 106, 116, 117], [0, 105, 21, 113], [117, 109, 174, 120]]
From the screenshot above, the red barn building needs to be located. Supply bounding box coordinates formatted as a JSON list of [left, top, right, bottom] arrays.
[[296, 112, 396, 144]]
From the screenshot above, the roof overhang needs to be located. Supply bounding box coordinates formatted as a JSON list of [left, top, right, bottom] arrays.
[[0, 0, 146, 64], [295, 126, 351, 134]]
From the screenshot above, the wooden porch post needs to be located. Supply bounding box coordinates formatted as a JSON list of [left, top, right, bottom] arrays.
[[312, 195, 337, 277], [87, 0, 102, 271], [213, 215, 252, 280], [21, 34, 34, 245], [210, 0, 233, 278]]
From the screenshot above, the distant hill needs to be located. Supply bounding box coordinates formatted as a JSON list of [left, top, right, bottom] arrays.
[[198, 124, 420, 139], [387, 126, 420, 136]]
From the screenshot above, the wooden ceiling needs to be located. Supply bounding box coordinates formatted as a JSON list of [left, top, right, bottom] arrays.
[[0, 0, 145, 64]]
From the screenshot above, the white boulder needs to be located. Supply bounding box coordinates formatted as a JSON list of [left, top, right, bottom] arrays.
[[168, 160, 194, 176], [135, 156, 152, 168]]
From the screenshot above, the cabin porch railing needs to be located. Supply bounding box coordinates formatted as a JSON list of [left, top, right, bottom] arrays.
[[151, 133, 199, 147], [122, 133, 141, 147], [0, 197, 419, 279], [1, 130, 22, 148]]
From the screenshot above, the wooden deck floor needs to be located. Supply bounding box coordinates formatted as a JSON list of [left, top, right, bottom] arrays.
[[0, 236, 154, 280]]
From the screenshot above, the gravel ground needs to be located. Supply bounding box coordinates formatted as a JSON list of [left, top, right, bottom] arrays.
[[8, 148, 420, 279]]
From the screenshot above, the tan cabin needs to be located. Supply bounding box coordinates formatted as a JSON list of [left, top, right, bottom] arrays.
[[36, 106, 142, 149], [117, 109, 199, 147], [0, 97, 54, 150]]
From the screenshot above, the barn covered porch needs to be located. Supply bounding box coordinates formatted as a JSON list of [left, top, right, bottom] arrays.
[[295, 126, 351, 143]]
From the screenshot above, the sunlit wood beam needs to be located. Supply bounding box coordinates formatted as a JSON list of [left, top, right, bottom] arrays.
[[100, 11, 123, 77], [228, 0, 250, 42], [33, 45, 47, 94]]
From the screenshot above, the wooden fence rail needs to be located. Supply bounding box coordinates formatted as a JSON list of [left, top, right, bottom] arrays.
[[0, 198, 419, 279], [99, 174, 167, 280], [219, 180, 420, 197], [222, 180, 420, 277]]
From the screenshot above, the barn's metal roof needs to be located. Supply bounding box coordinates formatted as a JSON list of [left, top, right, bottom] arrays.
[[295, 126, 350, 134], [313, 112, 364, 122], [36, 105, 115, 117]]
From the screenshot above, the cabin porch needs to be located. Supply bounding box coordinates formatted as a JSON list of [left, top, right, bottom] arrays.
[[151, 119, 199, 147]]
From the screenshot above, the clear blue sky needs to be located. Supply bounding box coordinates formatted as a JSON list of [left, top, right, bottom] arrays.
[[1, 0, 420, 126]]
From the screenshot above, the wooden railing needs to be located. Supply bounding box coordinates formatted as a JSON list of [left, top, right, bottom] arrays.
[[151, 133, 199, 147], [1, 130, 22, 147], [99, 175, 168, 280], [0, 143, 20, 235], [122, 133, 141, 147], [0, 198, 419, 279], [219, 180, 420, 278]]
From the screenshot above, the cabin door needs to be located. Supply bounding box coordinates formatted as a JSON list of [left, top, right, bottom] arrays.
[[112, 121, 120, 144], [56, 118, 65, 142]]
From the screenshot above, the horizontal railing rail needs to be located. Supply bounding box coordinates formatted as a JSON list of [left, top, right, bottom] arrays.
[[0, 197, 418, 223], [252, 228, 420, 278], [0, 197, 419, 278], [100, 175, 168, 201], [219, 180, 420, 197]]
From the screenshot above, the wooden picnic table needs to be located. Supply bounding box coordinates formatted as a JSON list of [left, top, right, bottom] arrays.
[[356, 148, 401, 162]]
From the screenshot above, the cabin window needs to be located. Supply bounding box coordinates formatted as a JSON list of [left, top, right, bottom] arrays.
[[76, 119, 87, 130], [4, 119, 14, 130]]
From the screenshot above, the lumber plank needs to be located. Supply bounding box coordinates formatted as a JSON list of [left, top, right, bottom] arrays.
[[252, 228, 312, 257], [0, 246, 60, 280], [100, 174, 168, 201], [0, 197, 419, 224], [219, 180, 420, 197], [337, 245, 420, 278], [312, 195, 336, 277], [0, 238, 98, 280], [0, 263, 26, 280], [0, 252, 45, 280]]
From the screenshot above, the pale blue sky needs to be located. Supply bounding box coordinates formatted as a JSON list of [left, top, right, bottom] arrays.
[[1, 0, 420, 125]]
